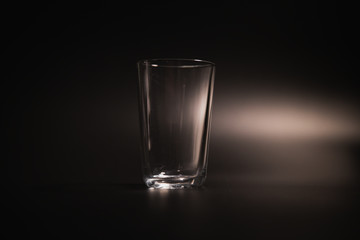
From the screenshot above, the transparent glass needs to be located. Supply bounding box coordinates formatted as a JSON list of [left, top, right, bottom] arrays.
[[137, 59, 215, 189]]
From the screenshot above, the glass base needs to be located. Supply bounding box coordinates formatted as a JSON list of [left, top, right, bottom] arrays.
[[145, 175, 206, 189]]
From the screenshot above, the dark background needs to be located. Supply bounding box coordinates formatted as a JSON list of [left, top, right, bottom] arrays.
[[3, 1, 360, 239]]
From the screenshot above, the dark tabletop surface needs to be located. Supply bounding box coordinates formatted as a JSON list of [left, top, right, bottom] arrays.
[[4, 179, 359, 240]]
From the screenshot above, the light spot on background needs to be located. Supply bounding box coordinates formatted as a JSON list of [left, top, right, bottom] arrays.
[[210, 87, 360, 186]]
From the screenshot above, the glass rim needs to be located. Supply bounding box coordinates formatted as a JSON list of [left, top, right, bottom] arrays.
[[137, 58, 215, 68]]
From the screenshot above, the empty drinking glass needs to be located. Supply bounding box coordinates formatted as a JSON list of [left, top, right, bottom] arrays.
[[137, 59, 215, 189]]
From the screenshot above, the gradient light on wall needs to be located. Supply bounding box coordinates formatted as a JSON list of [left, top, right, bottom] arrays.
[[210, 85, 360, 186]]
